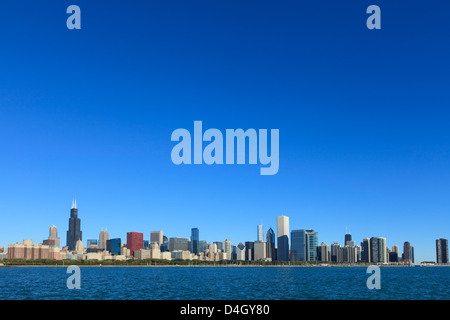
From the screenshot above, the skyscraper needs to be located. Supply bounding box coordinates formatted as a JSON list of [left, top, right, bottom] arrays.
[[361, 238, 371, 263], [436, 238, 449, 264], [370, 237, 379, 263], [266, 227, 276, 261], [66, 199, 82, 251], [343, 245, 357, 263], [319, 243, 330, 261], [231, 245, 237, 260], [344, 230, 352, 247], [277, 215, 289, 261], [224, 239, 232, 260], [305, 229, 318, 261], [355, 245, 362, 262], [245, 241, 254, 261], [150, 231, 163, 247], [291, 229, 318, 262], [99, 230, 109, 250], [43, 225, 60, 248], [191, 228, 199, 255], [236, 243, 245, 261], [126, 232, 143, 257], [254, 241, 266, 261], [290, 229, 306, 261], [330, 243, 342, 263], [403, 241, 412, 264], [257, 224, 264, 242], [106, 238, 122, 255], [370, 237, 387, 263]]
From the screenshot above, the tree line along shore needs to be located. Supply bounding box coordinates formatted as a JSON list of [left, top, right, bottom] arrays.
[[1, 258, 443, 267]]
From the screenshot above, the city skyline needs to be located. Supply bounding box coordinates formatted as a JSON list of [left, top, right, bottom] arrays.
[[1, 200, 445, 263], [1, 1, 449, 264]]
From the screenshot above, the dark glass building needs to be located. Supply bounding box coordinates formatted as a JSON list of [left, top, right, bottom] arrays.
[[290, 230, 306, 261], [66, 199, 82, 251], [345, 233, 352, 246], [266, 227, 276, 261], [436, 238, 449, 264], [389, 251, 398, 263], [160, 242, 169, 252], [191, 228, 199, 255], [106, 238, 122, 255], [305, 229, 318, 261], [291, 229, 318, 261], [361, 238, 371, 263], [277, 236, 289, 261], [245, 241, 254, 261]]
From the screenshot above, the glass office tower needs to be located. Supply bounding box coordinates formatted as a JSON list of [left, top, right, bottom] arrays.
[[436, 238, 449, 264], [305, 229, 318, 261], [191, 228, 199, 254], [257, 224, 264, 242], [291, 229, 306, 261], [106, 238, 122, 255], [266, 227, 276, 260]]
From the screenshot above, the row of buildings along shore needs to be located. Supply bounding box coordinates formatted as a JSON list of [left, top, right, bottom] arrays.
[[1, 201, 449, 264]]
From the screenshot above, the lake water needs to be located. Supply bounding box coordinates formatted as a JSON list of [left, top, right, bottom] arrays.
[[0, 266, 448, 300]]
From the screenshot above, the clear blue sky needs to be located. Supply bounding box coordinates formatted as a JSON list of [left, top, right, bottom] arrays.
[[0, 1, 449, 262]]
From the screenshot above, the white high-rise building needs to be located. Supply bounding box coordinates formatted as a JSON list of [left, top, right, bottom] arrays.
[[277, 215, 289, 261], [224, 239, 232, 260]]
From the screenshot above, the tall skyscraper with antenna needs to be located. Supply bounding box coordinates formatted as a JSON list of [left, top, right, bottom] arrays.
[[66, 199, 82, 251], [345, 226, 352, 246]]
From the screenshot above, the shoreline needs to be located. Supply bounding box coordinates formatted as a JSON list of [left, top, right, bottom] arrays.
[[2, 264, 449, 268]]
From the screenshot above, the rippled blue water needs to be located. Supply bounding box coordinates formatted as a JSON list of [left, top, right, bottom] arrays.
[[0, 266, 448, 300]]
